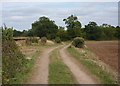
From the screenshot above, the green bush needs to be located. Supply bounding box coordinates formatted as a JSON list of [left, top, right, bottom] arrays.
[[26, 37, 39, 45], [41, 37, 47, 44], [55, 37, 61, 43], [31, 37, 39, 43], [2, 28, 27, 84], [72, 37, 85, 48]]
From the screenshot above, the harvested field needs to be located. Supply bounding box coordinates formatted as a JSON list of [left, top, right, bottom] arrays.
[[86, 41, 118, 71]]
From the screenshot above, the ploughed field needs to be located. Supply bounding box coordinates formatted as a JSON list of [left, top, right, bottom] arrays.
[[86, 41, 118, 71]]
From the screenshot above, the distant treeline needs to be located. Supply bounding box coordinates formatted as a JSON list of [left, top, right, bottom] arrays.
[[13, 15, 120, 40]]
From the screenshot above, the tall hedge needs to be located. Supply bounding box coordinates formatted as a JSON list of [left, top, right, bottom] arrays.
[[2, 28, 27, 84]]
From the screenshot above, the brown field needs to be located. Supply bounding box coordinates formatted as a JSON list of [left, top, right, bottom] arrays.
[[86, 41, 118, 71]]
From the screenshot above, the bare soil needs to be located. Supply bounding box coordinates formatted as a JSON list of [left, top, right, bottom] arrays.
[[26, 46, 58, 84], [86, 41, 118, 71]]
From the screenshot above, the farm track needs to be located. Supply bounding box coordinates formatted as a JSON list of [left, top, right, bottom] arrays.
[[26, 46, 60, 84], [59, 44, 99, 84], [26, 43, 99, 84]]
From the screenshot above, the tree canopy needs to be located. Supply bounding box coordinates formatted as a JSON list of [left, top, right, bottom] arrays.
[[63, 15, 82, 39], [12, 15, 119, 41], [32, 16, 58, 39]]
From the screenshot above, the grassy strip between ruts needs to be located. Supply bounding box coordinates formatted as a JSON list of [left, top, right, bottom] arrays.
[[67, 46, 117, 84], [49, 48, 76, 84]]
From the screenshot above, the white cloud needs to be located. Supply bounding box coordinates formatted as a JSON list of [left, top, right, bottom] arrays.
[[2, 2, 118, 30], [10, 16, 24, 20]]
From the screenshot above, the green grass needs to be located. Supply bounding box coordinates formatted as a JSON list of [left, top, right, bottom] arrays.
[[49, 48, 76, 84], [11, 47, 41, 84], [67, 46, 117, 84], [12, 43, 60, 84]]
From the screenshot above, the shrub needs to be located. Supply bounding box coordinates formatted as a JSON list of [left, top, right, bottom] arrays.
[[41, 37, 47, 44], [2, 28, 27, 84], [72, 37, 85, 48], [55, 37, 61, 43], [26, 37, 39, 45], [26, 38, 31, 45], [30, 37, 39, 43]]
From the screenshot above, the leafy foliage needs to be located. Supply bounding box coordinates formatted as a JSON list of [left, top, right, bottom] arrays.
[[12, 15, 119, 41], [63, 15, 82, 39], [115, 26, 120, 39], [2, 28, 27, 84], [56, 27, 69, 41], [2, 28, 13, 41], [26, 37, 39, 45], [72, 37, 85, 48], [84, 22, 101, 40], [55, 37, 61, 43], [13, 30, 23, 37], [84, 22, 117, 40], [32, 16, 58, 39]]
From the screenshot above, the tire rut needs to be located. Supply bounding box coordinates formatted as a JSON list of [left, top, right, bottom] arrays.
[[59, 44, 99, 84], [26, 46, 59, 84]]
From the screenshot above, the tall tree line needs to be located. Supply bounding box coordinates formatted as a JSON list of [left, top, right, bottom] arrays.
[[13, 15, 120, 40]]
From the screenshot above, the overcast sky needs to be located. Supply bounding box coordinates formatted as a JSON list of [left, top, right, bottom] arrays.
[[2, 2, 118, 31]]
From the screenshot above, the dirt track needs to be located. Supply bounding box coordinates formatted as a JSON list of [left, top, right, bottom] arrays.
[[26, 44, 99, 84], [59, 44, 99, 84], [26, 46, 59, 84]]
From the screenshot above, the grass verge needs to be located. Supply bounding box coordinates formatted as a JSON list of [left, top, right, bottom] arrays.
[[11, 46, 41, 84], [67, 46, 117, 84], [49, 48, 76, 84], [14, 43, 60, 84]]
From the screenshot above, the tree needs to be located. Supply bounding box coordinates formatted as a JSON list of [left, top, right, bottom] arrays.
[[102, 23, 110, 28], [63, 15, 82, 39], [84, 21, 103, 40], [32, 16, 58, 39], [22, 30, 29, 36], [100, 24, 116, 40], [13, 30, 23, 37], [56, 26, 69, 41], [115, 26, 120, 39], [27, 29, 35, 37]]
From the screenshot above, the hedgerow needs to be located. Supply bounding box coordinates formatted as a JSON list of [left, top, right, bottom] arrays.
[[2, 28, 27, 84]]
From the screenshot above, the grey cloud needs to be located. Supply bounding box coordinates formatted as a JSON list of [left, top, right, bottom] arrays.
[[2, 2, 118, 30]]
